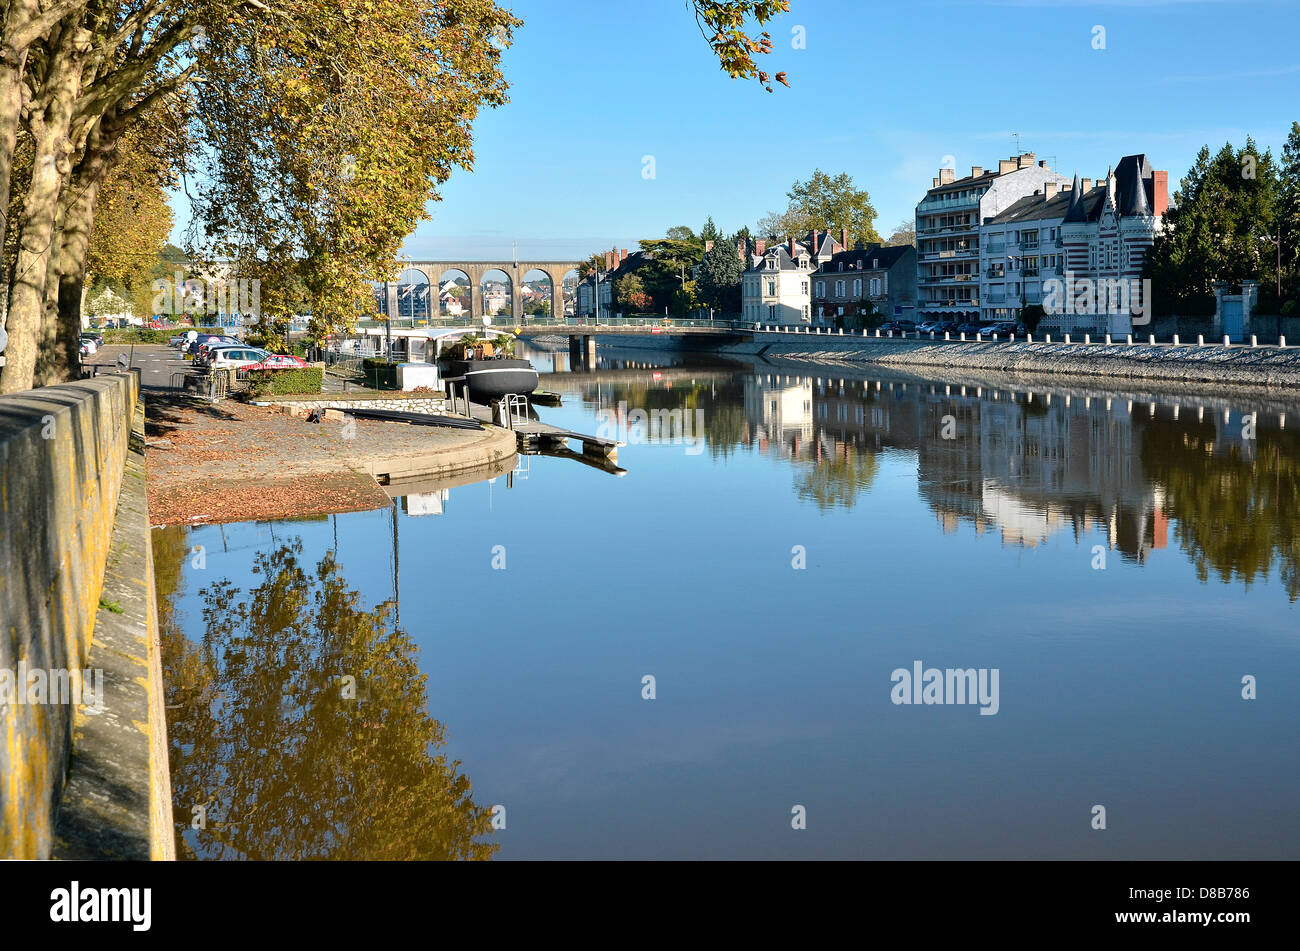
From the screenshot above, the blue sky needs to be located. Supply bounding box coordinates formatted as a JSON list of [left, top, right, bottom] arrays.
[[171, 0, 1300, 262]]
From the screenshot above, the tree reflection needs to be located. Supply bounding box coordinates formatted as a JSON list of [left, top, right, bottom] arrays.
[[795, 448, 880, 510], [162, 540, 497, 860], [1140, 414, 1300, 601]]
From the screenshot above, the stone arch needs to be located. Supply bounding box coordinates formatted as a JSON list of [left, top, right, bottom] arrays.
[[480, 268, 513, 323], [437, 268, 471, 319], [521, 268, 553, 318], [558, 268, 579, 318], [397, 268, 432, 324]]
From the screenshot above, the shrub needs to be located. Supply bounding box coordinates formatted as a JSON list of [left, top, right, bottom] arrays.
[[246, 367, 323, 396]]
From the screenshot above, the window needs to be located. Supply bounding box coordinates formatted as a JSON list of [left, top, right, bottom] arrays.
[[853, 279, 861, 297], [767, 281, 776, 296], [835, 280, 845, 297], [801, 281, 809, 294], [816, 281, 824, 297]]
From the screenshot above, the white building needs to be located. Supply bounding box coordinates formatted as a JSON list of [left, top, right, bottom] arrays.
[[916, 153, 1070, 324], [741, 232, 844, 325]]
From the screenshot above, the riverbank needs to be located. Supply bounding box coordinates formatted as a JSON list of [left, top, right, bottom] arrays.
[[722, 334, 1300, 390], [145, 395, 516, 525]]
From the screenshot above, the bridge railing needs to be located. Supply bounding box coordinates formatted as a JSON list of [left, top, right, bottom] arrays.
[[354, 316, 744, 331]]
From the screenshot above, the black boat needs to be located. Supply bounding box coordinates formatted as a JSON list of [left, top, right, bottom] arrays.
[[443, 356, 539, 401]]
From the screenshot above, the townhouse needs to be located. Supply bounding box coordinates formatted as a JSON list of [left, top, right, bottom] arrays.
[[741, 229, 846, 324], [810, 243, 917, 326]]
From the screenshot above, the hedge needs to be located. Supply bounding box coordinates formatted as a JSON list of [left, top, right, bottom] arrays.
[[246, 367, 323, 395], [101, 325, 225, 344]]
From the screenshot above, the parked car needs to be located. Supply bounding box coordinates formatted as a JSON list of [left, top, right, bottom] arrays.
[[204, 346, 271, 370], [189, 334, 241, 358], [932, 320, 959, 334], [978, 321, 1019, 337], [916, 320, 945, 333], [879, 320, 917, 334], [168, 334, 188, 348], [244, 354, 309, 372], [78, 339, 97, 357], [955, 321, 986, 336], [80, 331, 104, 348]]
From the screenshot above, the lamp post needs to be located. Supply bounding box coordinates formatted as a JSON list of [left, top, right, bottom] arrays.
[[1257, 231, 1284, 341]]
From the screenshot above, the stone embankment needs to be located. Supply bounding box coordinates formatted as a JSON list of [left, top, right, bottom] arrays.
[[727, 334, 1300, 390]]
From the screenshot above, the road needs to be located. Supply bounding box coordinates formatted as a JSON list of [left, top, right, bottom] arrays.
[[89, 343, 189, 390]]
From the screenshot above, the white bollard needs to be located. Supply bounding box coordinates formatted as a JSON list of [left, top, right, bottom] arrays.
[[1104, 334, 1112, 344], [875, 329, 881, 338], [960, 332, 966, 341], [1064, 334, 1071, 344], [1172, 334, 1180, 345], [1148, 334, 1156, 345], [1281, 336, 1288, 348], [1251, 335, 1258, 347], [944, 332, 950, 340], [1044, 333, 1052, 343], [992, 333, 998, 342], [1223, 335, 1231, 347], [1084, 334, 1091, 345], [1197, 334, 1204, 346], [1026, 332, 1033, 342]]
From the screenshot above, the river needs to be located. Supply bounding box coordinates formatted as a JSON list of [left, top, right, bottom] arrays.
[[154, 342, 1300, 859]]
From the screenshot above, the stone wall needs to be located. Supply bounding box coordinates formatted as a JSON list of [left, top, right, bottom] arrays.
[[0, 373, 139, 857], [260, 395, 447, 415]]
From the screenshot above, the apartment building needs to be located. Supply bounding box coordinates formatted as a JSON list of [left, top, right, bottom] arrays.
[[915, 153, 1070, 324], [810, 244, 917, 326], [979, 154, 1168, 334]]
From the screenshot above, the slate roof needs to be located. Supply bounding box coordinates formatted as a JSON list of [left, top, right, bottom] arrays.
[[813, 244, 912, 274]]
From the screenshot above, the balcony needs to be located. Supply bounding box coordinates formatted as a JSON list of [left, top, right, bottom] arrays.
[[985, 242, 1006, 255], [1022, 267, 1040, 277], [1018, 240, 1039, 251], [986, 267, 1005, 278]]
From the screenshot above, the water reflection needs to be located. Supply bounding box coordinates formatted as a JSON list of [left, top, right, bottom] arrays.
[[157, 532, 496, 860], [573, 355, 1300, 598]]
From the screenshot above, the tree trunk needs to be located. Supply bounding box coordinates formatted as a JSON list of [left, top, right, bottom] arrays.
[[0, 25, 87, 394], [37, 111, 121, 385]]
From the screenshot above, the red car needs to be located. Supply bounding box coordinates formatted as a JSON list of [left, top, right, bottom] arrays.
[[244, 354, 310, 371]]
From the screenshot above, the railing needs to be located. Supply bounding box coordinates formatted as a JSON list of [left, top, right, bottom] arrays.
[[1022, 267, 1040, 277]]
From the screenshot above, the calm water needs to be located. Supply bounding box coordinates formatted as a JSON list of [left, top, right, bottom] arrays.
[[157, 343, 1300, 859]]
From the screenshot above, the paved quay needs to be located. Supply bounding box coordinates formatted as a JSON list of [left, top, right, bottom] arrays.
[[92, 345, 516, 525]]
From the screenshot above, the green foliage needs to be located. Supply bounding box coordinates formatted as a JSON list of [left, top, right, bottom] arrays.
[[1019, 303, 1046, 333], [696, 239, 744, 314], [1144, 137, 1285, 315], [246, 367, 324, 396], [759, 169, 881, 248]]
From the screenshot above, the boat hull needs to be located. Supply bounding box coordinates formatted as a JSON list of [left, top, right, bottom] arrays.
[[445, 359, 539, 400]]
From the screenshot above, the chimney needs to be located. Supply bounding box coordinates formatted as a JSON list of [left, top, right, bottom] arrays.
[[1018, 152, 1035, 168], [1152, 170, 1169, 216], [1043, 182, 1058, 198], [604, 251, 613, 271], [840, 226, 848, 250], [620, 248, 627, 263], [756, 238, 767, 255], [1081, 178, 1092, 193], [789, 236, 797, 259], [999, 158, 1017, 174], [932, 177, 939, 188], [971, 166, 983, 178], [938, 168, 955, 185], [1038, 160, 1046, 168]]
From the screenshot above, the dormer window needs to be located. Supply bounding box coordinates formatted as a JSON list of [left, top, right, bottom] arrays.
[[873, 259, 879, 269]]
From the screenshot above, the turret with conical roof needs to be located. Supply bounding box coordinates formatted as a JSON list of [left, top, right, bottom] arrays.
[[1063, 172, 1087, 223]]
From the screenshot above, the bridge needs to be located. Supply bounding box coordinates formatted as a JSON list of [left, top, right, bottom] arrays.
[[380, 260, 582, 324]]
